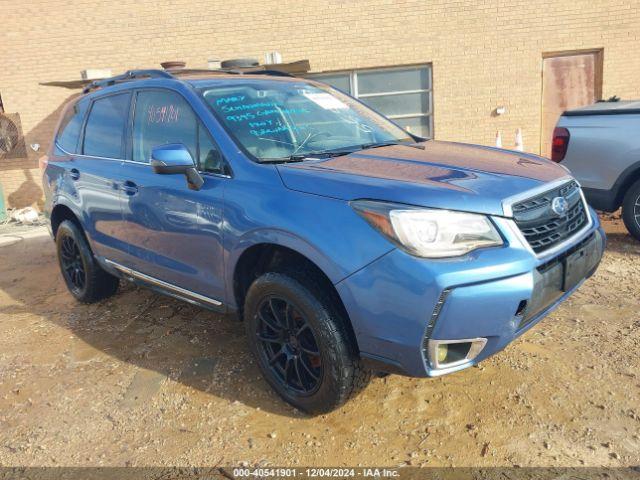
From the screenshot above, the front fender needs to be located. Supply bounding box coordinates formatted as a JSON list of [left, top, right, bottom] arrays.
[[221, 181, 396, 310], [219, 163, 399, 309], [228, 228, 344, 286]]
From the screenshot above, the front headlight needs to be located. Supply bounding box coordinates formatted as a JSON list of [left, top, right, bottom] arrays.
[[351, 200, 503, 258]]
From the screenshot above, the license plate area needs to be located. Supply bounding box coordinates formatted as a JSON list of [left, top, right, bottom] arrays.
[[563, 234, 599, 292], [521, 232, 601, 328]]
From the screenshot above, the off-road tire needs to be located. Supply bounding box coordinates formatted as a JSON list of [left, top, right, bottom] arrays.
[[622, 179, 640, 241], [244, 271, 370, 414], [55, 220, 119, 303]]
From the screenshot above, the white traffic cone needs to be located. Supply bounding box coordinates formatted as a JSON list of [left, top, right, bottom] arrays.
[[515, 128, 524, 152], [495, 131, 502, 148]]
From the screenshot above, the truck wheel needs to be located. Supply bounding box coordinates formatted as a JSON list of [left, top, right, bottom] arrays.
[[55, 220, 119, 303], [244, 271, 370, 414], [622, 179, 640, 241]]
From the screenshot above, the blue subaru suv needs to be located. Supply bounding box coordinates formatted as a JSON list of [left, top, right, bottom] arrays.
[[43, 69, 605, 413]]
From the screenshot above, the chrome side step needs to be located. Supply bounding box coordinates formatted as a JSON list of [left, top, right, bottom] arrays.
[[104, 259, 223, 307]]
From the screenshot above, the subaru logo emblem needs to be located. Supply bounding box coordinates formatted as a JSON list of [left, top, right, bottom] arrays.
[[551, 196, 569, 216]]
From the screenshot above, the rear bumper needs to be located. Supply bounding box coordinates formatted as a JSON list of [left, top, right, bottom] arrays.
[[337, 209, 605, 377]]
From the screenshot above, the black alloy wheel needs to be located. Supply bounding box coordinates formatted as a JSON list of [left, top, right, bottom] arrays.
[[256, 296, 323, 395], [59, 234, 86, 295], [55, 220, 120, 303], [244, 271, 371, 414]]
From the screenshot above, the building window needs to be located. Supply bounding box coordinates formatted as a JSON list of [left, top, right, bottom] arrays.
[[308, 65, 432, 139]]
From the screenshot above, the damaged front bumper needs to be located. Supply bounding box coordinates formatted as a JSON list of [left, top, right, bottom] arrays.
[[337, 208, 605, 378]]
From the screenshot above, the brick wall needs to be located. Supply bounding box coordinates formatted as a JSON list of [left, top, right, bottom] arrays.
[[1, 0, 639, 209]]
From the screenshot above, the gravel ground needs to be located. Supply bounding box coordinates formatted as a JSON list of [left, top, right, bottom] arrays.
[[0, 216, 638, 468]]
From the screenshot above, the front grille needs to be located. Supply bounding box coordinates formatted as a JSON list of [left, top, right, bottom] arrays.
[[512, 180, 589, 254]]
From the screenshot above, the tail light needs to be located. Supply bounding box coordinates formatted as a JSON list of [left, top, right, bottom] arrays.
[[551, 127, 570, 162]]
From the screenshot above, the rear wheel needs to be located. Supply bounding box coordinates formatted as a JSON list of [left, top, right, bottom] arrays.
[[622, 179, 640, 241], [244, 272, 370, 414], [55, 220, 119, 303]]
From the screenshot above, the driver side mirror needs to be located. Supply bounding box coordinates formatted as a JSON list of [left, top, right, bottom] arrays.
[[150, 143, 204, 190]]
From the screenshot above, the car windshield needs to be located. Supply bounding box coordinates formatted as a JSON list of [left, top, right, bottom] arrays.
[[200, 80, 414, 162]]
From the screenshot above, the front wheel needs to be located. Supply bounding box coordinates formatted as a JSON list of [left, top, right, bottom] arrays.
[[244, 272, 370, 414], [622, 179, 640, 241]]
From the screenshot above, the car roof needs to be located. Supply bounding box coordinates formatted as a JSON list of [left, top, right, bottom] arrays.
[[81, 68, 316, 95], [81, 73, 317, 101], [186, 73, 308, 85], [76, 71, 321, 104]]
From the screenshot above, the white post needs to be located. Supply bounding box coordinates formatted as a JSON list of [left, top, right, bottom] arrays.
[[515, 128, 524, 152]]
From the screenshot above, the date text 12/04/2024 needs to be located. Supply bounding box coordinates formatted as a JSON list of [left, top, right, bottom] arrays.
[[232, 468, 400, 478]]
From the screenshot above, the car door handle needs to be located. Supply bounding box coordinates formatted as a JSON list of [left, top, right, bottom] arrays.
[[69, 168, 80, 180], [122, 180, 138, 196]]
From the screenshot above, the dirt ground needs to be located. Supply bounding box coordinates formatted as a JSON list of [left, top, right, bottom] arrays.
[[0, 215, 638, 468]]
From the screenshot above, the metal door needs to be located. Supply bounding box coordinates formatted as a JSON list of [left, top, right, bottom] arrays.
[[541, 51, 603, 157]]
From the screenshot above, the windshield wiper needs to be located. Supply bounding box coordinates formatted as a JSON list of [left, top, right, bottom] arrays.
[[258, 156, 306, 164], [258, 141, 409, 164], [279, 144, 397, 160], [360, 141, 429, 151], [259, 152, 333, 164], [359, 141, 400, 149]]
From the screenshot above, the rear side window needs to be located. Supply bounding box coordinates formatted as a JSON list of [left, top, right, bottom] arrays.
[[55, 98, 88, 154], [83, 93, 130, 158]]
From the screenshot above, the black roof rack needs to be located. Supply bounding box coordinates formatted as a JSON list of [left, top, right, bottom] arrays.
[[241, 69, 294, 77], [168, 68, 294, 78], [82, 69, 174, 93], [82, 67, 295, 93]]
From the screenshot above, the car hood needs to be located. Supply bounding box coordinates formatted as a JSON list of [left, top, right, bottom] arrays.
[[276, 140, 571, 217]]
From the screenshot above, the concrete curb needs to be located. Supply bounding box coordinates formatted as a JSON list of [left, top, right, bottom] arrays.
[[0, 226, 50, 247]]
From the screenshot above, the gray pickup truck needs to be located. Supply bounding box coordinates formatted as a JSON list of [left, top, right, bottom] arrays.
[[553, 100, 640, 240]]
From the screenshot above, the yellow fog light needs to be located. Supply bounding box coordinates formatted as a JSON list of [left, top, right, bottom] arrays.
[[437, 344, 448, 363], [427, 338, 488, 372]]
